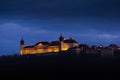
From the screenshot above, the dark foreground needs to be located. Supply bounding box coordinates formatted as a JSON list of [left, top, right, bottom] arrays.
[[0, 55, 120, 79]]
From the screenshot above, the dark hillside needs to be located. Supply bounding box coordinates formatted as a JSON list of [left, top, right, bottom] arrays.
[[0, 54, 120, 78]]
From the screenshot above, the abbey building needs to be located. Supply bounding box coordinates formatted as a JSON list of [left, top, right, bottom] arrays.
[[20, 35, 79, 55]]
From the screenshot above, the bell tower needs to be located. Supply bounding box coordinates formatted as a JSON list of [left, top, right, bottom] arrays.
[[20, 38, 24, 55], [59, 34, 64, 52]]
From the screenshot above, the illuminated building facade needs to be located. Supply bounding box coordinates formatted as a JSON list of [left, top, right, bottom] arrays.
[[20, 35, 78, 55]]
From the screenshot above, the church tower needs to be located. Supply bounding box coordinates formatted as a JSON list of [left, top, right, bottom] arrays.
[[59, 34, 64, 52], [20, 38, 24, 55]]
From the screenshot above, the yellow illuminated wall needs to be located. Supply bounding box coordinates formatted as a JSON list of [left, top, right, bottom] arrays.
[[20, 41, 78, 55], [62, 43, 69, 51]]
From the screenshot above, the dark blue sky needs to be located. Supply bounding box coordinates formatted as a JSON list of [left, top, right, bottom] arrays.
[[0, 0, 120, 55]]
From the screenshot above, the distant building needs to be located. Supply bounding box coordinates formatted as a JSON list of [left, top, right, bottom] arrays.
[[20, 35, 78, 55], [100, 48, 114, 57], [78, 45, 114, 57]]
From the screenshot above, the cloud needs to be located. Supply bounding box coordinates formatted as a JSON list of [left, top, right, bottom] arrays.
[[98, 34, 119, 39], [71, 30, 120, 42], [69, 31, 120, 47], [0, 22, 57, 55], [0, 22, 51, 36]]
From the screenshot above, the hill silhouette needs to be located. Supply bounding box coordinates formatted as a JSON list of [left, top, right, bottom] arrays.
[[0, 53, 120, 78]]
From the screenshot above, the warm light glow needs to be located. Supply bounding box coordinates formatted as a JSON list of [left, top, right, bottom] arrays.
[[62, 43, 70, 50], [20, 38, 79, 55], [48, 46, 59, 52], [20, 50, 23, 55]]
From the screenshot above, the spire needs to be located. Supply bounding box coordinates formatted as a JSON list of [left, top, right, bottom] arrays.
[[20, 37, 24, 45], [59, 33, 64, 41]]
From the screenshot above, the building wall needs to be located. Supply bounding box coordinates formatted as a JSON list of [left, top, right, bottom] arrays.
[[20, 41, 78, 55], [65, 43, 78, 48], [24, 48, 36, 54], [62, 43, 70, 51], [20, 44, 24, 55], [48, 46, 59, 52], [36, 44, 48, 49], [23, 46, 59, 55], [89, 49, 98, 55], [101, 48, 113, 56]]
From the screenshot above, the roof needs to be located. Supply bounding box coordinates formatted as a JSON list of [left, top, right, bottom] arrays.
[[59, 35, 65, 41], [49, 41, 59, 46], [20, 38, 24, 44], [24, 45, 35, 48], [35, 41, 49, 46], [109, 44, 118, 48], [64, 38, 77, 43]]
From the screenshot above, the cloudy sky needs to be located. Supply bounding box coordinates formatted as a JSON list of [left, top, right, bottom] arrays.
[[0, 0, 120, 55]]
